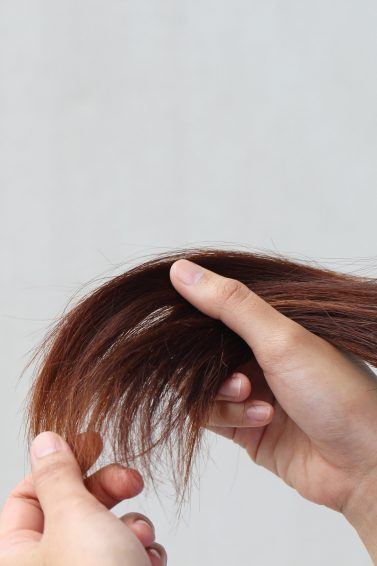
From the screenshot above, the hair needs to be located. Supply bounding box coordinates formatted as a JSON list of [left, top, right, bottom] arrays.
[[26, 247, 377, 502]]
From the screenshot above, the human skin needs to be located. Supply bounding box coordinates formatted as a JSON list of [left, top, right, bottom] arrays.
[[0, 432, 167, 566], [170, 259, 377, 563]]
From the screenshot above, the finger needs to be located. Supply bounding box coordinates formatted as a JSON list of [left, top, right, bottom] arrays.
[[0, 474, 43, 536], [30, 432, 97, 522], [170, 259, 308, 368], [147, 543, 167, 566], [120, 512, 155, 548], [208, 400, 274, 428], [216, 372, 252, 402], [85, 464, 144, 509]]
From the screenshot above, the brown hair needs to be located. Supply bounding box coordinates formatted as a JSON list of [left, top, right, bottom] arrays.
[[26, 248, 377, 500]]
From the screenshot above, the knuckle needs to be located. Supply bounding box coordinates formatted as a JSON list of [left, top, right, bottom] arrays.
[[265, 322, 308, 365], [210, 401, 227, 425], [216, 278, 248, 308], [280, 323, 307, 351], [33, 459, 70, 490], [216, 401, 227, 421], [214, 401, 242, 426]]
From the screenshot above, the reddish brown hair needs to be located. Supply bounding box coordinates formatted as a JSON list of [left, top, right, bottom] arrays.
[[27, 248, 377, 499]]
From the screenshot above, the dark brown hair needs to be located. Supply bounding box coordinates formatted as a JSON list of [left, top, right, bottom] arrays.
[[27, 248, 377, 500]]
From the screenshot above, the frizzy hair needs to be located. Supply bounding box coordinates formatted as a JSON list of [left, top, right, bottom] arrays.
[[26, 247, 377, 500]]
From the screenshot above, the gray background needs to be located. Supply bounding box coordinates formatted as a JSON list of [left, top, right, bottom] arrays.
[[1, 1, 377, 564]]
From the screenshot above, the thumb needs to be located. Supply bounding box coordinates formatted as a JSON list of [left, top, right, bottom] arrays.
[[30, 432, 94, 521], [169, 258, 306, 369]]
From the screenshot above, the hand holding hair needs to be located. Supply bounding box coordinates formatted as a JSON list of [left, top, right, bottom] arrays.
[[170, 258, 377, 562], [0, 431, 167, 566], [25, 247, 377, 559]]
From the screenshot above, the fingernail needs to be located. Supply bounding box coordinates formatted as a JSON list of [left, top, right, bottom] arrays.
[[172, 260, 204, 285], [218, 373, 242, 398], [31, 432, 62, 459], [135, 519, 154, 533], [246, 404, 272, 422], [149, 548, 161, 559]]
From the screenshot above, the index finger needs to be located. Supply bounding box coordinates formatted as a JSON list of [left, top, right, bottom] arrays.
[[0, 474, 43, 537]]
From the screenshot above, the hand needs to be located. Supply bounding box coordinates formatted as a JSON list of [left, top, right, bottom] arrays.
[[0, 432, 167, 566], [170, 259, 377, 561]]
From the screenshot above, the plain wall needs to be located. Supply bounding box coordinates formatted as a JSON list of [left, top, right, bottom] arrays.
[[1, 1, 377, 564]]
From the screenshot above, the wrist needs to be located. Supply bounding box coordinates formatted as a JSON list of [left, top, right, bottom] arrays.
[[342, 469, 377, 563]]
